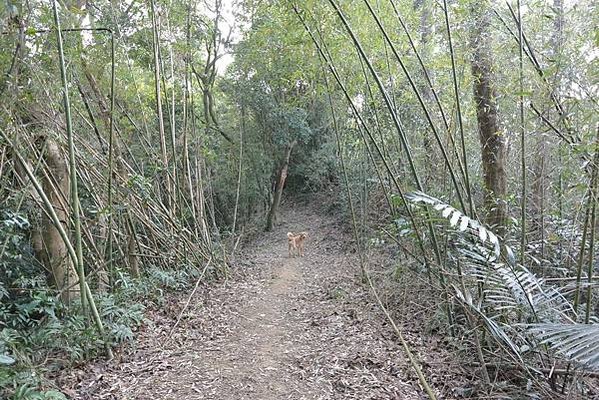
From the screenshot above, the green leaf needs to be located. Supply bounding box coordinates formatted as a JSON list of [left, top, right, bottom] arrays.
[[0, 354, 15, 365], [44, 390, 68, 400]]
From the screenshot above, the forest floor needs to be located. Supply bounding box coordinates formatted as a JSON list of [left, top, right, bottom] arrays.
[[66, 202, 461, 399]]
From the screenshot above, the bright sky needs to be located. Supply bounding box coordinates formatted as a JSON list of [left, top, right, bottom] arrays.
[[215, 0, 240, 75]]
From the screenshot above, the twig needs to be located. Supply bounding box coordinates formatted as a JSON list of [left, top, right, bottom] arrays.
[[164, 257, 213, 343]]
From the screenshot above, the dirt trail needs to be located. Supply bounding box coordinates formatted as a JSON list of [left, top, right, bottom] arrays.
[[73, 205, 423, 399]]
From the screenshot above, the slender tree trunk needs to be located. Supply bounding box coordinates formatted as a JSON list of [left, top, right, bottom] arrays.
[[14, 138, 77, 302], [42, 138, 78, 302], [266, 141, 296, 231], [470, 1, 507, 233]]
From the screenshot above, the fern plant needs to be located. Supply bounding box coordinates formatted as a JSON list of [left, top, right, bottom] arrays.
[[407, 191, 599, 376]]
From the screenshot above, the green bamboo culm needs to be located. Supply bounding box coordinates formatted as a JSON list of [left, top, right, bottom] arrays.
[[52, 0, 86, 311], [320, 44, 436, 400], [584, 126, 599, 323], [326, 0, 445, 269], [52, 2, 113, 359], [442, 0, 475, 217], [293, 6, 431, 268], [517, 0, 527, 267], [362, 0, 467, 214], [107, 30, 116, 288]]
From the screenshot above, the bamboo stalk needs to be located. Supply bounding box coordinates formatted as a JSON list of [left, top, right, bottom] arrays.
[[320, 53, 436, 399], [584, 126, 599, 323], [363, 0, 467, 213], [292, 6, 429, 266], [326, 0, 446, 264], [1, 127, 111, 358], [516, 0, 527, 267], [232, 105, 244, 234], [150, 0, 172, 211], [107, 26, 116, 287], [441, 0, 474, 216], [52, 1, 86, 312]]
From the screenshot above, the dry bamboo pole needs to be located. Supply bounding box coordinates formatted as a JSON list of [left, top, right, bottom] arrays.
[[150, 0, 172, 212], [232, 105, 244, 234]]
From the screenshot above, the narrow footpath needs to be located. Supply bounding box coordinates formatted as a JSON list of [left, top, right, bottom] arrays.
[[73, 204, 426, 399]]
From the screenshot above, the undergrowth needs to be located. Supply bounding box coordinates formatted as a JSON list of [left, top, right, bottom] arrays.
[[0, 210, 205, 399]]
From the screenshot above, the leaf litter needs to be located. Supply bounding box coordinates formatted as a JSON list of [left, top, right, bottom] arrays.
[[65, 204, 464, 399]]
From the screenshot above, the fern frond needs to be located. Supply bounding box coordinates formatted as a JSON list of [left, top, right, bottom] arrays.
[[409, 191, 571, 320], [454, 284, 523, 361], [529, 324, 599, 369], [407, 191, 501, 256]]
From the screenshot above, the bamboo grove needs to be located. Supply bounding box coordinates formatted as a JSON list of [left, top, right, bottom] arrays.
[[0, 0, 598, 398]]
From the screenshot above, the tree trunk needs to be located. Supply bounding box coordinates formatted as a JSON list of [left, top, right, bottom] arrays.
[[266, 141, 296, 231], [470, 1, 507, 234], [39, 136, 79, 302]]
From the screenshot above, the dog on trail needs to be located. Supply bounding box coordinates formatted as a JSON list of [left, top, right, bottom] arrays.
[[287, 232, 307, 258]]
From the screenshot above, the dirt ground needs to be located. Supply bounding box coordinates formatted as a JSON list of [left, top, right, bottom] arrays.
[[69, 204, 458, 399]]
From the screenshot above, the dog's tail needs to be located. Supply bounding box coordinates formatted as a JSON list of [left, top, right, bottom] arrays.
[[287, 232, 294, 239]]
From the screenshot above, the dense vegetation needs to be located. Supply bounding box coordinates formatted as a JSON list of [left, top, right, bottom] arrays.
[[0, 0, 597, 398]]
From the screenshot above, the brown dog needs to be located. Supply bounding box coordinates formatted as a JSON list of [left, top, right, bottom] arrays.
[[287, 232, 307, 257]]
